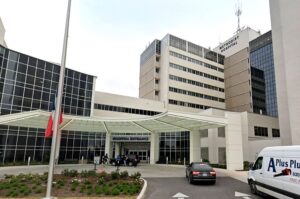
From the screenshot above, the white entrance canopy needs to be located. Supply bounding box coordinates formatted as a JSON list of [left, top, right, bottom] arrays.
[[0, 110, 245, 170], [0, 110, 227, 133]]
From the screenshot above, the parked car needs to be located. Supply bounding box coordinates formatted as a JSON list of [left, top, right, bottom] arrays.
[[186, 162, 216, 184], [248, 146, 300, 198], [127, 154, 140, 166]]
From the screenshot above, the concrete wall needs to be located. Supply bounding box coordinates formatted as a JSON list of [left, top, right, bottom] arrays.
[[93, 91, 166, 118], [241, 112, 280, 162], [248, 139, 281, 162], [224, 48, 252, 112], [139, 54, 158, 100], [270, 0, 300, 145], [214, 27, 260, 57]]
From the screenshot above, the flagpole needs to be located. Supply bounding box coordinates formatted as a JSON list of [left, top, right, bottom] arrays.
[[44, 0, 72, 198]]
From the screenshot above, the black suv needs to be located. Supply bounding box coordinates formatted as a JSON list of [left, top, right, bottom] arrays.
[[126, 154, 140, 166]]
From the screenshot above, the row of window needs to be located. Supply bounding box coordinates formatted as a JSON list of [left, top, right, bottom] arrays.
[[199, 128, 225, 138], [169, 99, 210, 110], [168, 35, 225, 65], [0, 124, 106, 164], [0, 45, 94, 117], [169, 87, 225, 103], [254, 126, 280, 137], [169, 74, 224, 93], [169, 62, 224, 82], [94, 103, 161, 116], [169, 51, 224, 72]]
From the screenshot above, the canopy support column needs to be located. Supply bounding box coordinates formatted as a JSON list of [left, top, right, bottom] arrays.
[[115, 143, 120, 158], [225, 112, 243, 170], [104, 132, 112, 159], [190, 130, 201, 163], [150, 132, 159, 164]]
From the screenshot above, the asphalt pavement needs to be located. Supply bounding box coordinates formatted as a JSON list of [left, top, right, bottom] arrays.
[[144, 177, 264, 199]]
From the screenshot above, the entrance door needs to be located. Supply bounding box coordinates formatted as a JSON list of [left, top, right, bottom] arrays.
[[128, 150, 149, 163]]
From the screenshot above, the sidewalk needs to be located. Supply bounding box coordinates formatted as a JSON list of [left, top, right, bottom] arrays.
[[0, 163, 248, 183], [214, 168, 248, 183]]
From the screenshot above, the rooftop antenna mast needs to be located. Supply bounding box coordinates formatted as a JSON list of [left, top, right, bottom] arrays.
[[235, 0, 242, 33]]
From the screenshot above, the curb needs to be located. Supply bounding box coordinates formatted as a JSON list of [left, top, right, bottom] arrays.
[[136, 178, 147, 199]]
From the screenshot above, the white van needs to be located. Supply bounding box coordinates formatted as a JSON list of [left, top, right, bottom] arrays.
[[248, 146, 300, 199]]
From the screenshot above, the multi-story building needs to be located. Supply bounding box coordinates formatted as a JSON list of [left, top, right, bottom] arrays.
[[270, 0, 300, 145], [0, 44, 98, 163], [214, 28, 278, 118], [139, 34, 226, 113], [0, 15, 282, 170]]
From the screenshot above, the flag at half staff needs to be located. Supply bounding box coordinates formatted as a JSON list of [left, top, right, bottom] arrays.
[[45, 95, 63, 138]]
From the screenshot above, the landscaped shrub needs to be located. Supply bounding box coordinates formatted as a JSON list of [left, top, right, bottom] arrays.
[[111, 170, 120, 180], [80, 170, 88, 178], [94, 185, 102, 195], [120, 170, 129, 179], [103, 186, 110, 195], [62, 169, 78, 177], [35, 187, 43, 194], [0, 169, 143, 197], [243, 161, 250, 171], [88, 170, 96, 176], [112, 187, 120, 195], [130, 172, 141, 180], [98, 171, 108, 178], [97, 176, 105, 185], [57, 179, 65, 187]]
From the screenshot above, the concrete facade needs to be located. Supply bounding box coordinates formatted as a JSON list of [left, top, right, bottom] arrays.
[[270, 0, 300, 145], [140, 34, 225, 113], [214, 27, 260, 57], [224, 47, 252, 112]]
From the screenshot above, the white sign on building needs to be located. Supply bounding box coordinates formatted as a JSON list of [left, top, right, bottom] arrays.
[[214, 27, 261, 57]]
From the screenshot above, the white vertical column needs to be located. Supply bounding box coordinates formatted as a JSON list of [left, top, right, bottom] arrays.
[[189, 130, 201, 163], [115, 143, 120, 158], [225, 112, 243, 170], [105, 133, 112, 159], [150, 132, 159, 164], [208, 128, 218, 164]]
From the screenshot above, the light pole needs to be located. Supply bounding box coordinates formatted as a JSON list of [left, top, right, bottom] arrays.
[[44, 0, 72, 198]]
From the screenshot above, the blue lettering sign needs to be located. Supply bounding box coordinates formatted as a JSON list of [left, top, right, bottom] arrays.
[[268, 158, 276, 172]]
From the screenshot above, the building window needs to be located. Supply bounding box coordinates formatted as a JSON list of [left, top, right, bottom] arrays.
[[218, 147, 226, 165], [200, 130, 208, 138], [218, 127, 225, 137], [155, 79, 159, 84], [155, 90, 159, 96], [201, 147, 209, 162], [272, 129, 280, 137], [254, 126, 268, 137]]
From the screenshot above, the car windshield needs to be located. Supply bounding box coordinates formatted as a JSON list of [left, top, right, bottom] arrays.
[[192, 164, 212, 171]]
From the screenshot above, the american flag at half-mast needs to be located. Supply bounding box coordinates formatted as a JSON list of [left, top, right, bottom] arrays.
[[45, 95, 63, 138]]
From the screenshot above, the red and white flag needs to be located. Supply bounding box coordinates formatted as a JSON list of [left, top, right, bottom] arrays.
[[45, 95, 63, 138]]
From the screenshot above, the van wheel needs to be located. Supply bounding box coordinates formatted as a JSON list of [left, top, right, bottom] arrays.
[[249, 181, 257, 194]]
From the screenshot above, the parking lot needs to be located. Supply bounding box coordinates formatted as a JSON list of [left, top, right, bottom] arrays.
[[144, 177, 267, 199], [0, 164, 272, 199]]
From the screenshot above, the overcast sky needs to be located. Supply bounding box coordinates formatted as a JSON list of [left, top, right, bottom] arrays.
[[0, 0, 271, 97]]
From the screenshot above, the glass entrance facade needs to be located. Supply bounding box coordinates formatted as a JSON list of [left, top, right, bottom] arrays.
[[159, 131, 190, 164]]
